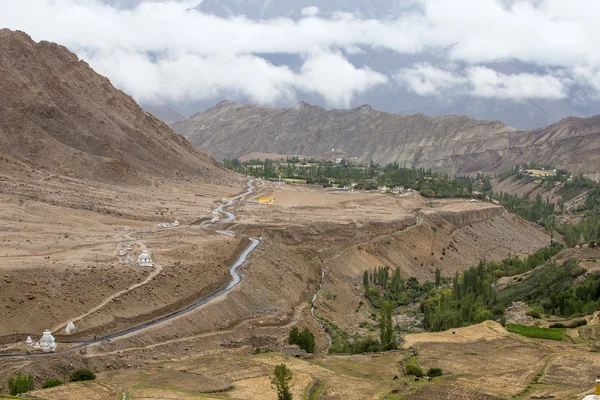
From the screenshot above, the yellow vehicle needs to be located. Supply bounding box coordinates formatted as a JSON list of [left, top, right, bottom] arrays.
[[258, 197, 276, 206]]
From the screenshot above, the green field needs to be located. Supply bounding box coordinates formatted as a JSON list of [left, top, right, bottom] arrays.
[[506, 324, 565, 341]]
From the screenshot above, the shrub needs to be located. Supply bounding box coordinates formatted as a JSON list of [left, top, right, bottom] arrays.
[[526, 309, 542, 319], [549, 323, 566, 328], [405, 364, 424, 377], [42, 379, 64, 388], [69, 369, 96, 382], [8, 372, 35, 396], [427, 368, 443, 377], [253, 347, 261, 355], [569, 319, 587, 328]]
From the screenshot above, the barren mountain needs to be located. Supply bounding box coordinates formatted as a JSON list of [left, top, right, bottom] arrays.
[[0, 29, 229, 185], [173, 100, 600, 174]]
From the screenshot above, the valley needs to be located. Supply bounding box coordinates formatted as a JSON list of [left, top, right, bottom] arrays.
[[2, 27, 600, 400]]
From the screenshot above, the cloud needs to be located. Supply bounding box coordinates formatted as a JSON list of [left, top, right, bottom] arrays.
[[467, 66, 567, 100], [297, 52, 388, 106], [396, 63, 463, 96], [2, 0, 600, 107], [301, 6, 320, 17], [397, 63, 568, 100]]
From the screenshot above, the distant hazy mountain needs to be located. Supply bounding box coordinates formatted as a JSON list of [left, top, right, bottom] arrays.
[[172, 100, 600, 175], [145, 104, 185, 124]]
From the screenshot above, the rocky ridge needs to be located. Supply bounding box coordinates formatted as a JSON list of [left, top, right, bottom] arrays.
[[173, 100, 600, 174]]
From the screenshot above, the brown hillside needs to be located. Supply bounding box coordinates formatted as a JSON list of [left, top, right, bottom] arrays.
[[173, 100, 600, 174], [0, 29, 230, 185]]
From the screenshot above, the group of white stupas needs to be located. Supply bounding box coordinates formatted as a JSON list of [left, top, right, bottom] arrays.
[[25, 322, 76, 353], [157, 220, 179, 229]]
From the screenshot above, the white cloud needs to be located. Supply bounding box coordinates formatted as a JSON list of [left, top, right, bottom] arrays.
[[397, 64, 568, 100], [297, 52, 388, 107], [2, 0, 600, 106], [396, 63, 463, 96], [301, 6, 320, 17], [467, 66, 567, 100]]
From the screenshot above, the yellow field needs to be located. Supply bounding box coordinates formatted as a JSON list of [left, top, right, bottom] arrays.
[[96, 352, 404, 400], [30, 381, 120, 400]]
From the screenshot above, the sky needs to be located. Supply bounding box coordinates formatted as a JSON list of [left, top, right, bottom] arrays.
[[2, 0, 600, 110]]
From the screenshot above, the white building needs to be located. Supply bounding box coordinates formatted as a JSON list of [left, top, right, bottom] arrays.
[[39, 330, 56, 353], [137, 250, 153, 267]]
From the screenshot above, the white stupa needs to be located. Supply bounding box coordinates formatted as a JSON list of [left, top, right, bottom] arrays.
[[25, 336, 33, 347], [583, 376, 600, 399], [33, 341, 41, 350], [65, 321, 76, 335], [137, 250, 153, 267], [39, 330, 57, 353]]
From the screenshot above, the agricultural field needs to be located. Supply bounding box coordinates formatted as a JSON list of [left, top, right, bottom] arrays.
[[98, 352, 406, 400], [30, 381, 120, 400], [505, 324, 566, 341]]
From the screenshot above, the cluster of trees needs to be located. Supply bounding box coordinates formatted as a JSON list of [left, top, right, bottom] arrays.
[[8, 372, 35, 396], [288, 326, 315, 353], [222, 158, 487, 197], [498, 259, 600, 317], [493, 170, 600, 248], [422, 263, 498, 331], [363, 266, 433, 309], [494, 192, 556, 224], [378, 164, 482, 198], [421, 244, 562, 331], [485, 242, 563, 278], [558, 216, 600, 247]]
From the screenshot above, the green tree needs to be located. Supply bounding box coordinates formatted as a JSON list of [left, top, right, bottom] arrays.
[[362, 270, 369, 291], [288, 326, 300, 345], [298, 328, 315, 353], [379, 301, 396, 351], [8, 372, 35, 396], [271, 364, 293, 400], [435, 267, 441, 287]]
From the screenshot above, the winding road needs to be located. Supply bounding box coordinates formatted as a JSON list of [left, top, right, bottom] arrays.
[[0, 180, 260, 358]]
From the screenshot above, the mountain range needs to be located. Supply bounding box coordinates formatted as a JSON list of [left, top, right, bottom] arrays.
[[0, 29, 227, 185], [172, 100, 600, 175]]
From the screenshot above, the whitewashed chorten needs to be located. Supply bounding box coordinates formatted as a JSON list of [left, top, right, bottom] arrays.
[[39, 330, 56, 352], [137, 250, 153, 267]]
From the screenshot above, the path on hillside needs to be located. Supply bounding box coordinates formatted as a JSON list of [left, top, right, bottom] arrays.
[[0, 180, 260, 359], [48, 239, 163, 334]]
